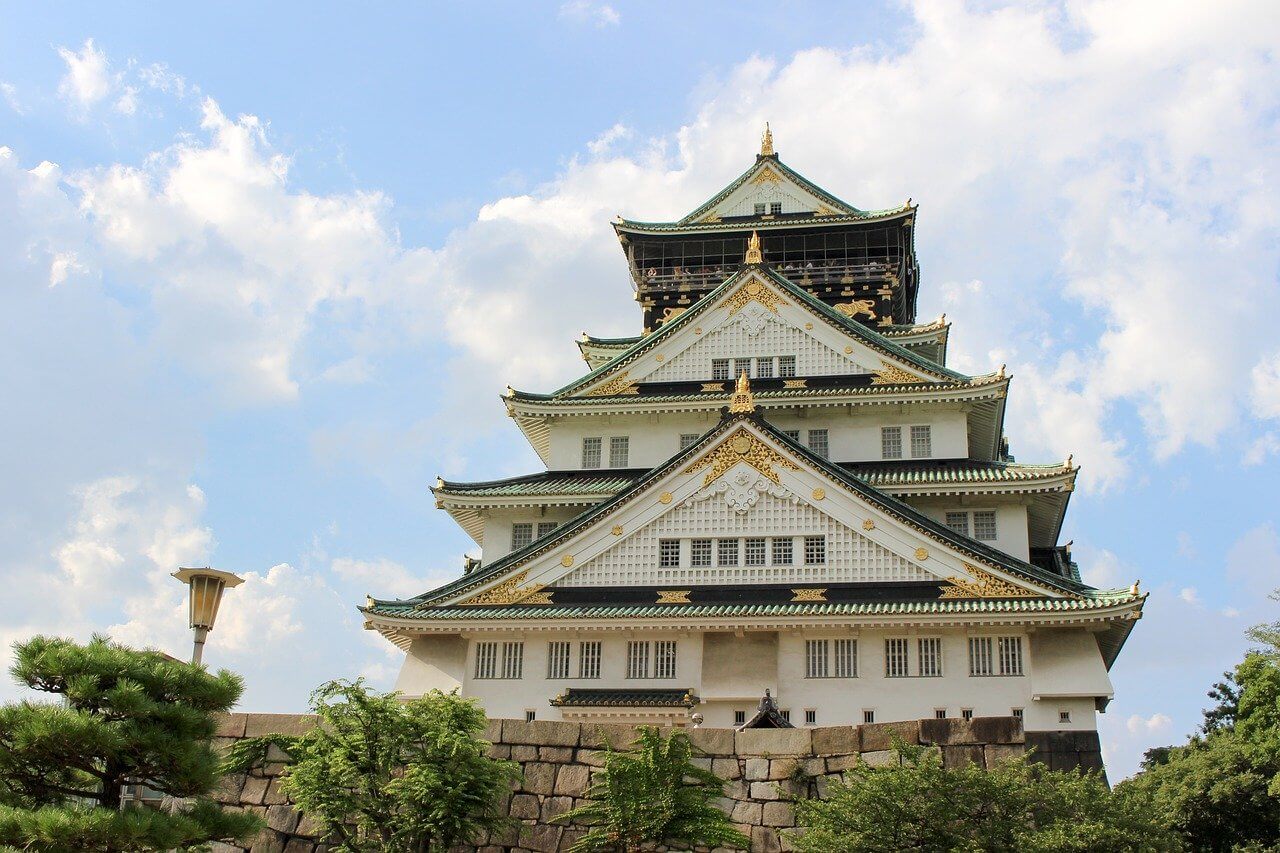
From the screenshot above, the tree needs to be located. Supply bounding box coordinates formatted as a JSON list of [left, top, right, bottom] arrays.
[[791, 740, 1179, 852], [250, 680, 518, 853], [556, 726, 749, 852], [0, 634, 261, 852]]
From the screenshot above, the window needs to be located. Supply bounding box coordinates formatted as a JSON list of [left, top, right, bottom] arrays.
[[998, 636, 1024, 675], [582, 437, 602, 468], [756, 357, 775, 379], [771, 538, 793, 565], [1059, 710, 1071, 724], [579, 641, 601, 679], [501, 642, 524, 679], [770, 202, 783, 216], [779, 355, 797, 377], [780, 709, 791, 723], [655, 640, 677, 679], [782, 429, 801, 442], [734, 710, 747, 726], [659, 539, 681, 568], [474, 642, 498, 679], [834, 638, 858, 678], [609, 436, 629, 468], [805, 640, 829, 678], [537, 521, 557, 539], [804, 709, 817, 726], [744, 538, 766, 566], [626, 641, 650, 679], [804, 535, 826, 565], [945, 512, 970, 536], [754, 203, 766, 216], [918, 637, 943, 677], [717, 538, 739, 566], [732, 358, 752, 378], [863, 710, 875, 724], [679, 433, 700, 450], [885, 638, 909, 678], [807, 429, 829, 459], [511, 523, 533, 551], [525, 709, 537, 722], [690, 539, 712, 567], [969, 637, 994, 676], [973, 511, 998, 541], [712, 358, 731, 380], [547, 641, 570, 679], [935, 708, 947, 719], [1012, 708, 1024, 720], [881, 426, 903, 459], [910, 425, 932, 458], [961, 708, 974, 721]]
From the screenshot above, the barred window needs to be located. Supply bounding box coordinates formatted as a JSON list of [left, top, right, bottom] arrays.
[[998, 636, 1024, 675], [935, 708, 947, 719], [969, 636, 994, 676], [771, 538, 794, 565], [910, 425, 932, 458], [1059, 710, 1071, 724], [547, 641, 570, 679], [804, 708, 817, 726], [626, 641, 650, 679], [881, 426, 902, 459], [1012, 707, 1024, 720], [525, 709, 536, 722], [659, 539, 681, 568], [609, 436, 630, 468], [579, 641, 601, 679], [974, 511, 998, 541], [918, 637, 943, 677], [717, 538, 739, 567], [780, 709, 791, 723], [734, 710, 746, 726], [804, 535, 826, 565], [805, 640, 828, 678], [744, 538, 766, 566], [537, 521, 557, 539], [690, 539, 712, 567], [807, 429, 829, 459], [679, 433, 700, 450], [654, 640, 677, 679], [501, 642, 524, 679], [779, 355, 797, 377], [945, 512, 970, 536], [770, 202, 783, 215], [511, 523, 533, 551], [582, 437, 602, 468], [712, 359, 731, 380], [756, 357, 775, 379], [474, 642, 498, 679], [863, 710, 875, 724], [961, 708, 974, 720], [834, 638, 858, 678], [782, 429, 801, 442], [885, 638, 909, 678]]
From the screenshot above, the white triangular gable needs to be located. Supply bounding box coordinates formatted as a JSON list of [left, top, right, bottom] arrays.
[[690, 161, 850, 223]]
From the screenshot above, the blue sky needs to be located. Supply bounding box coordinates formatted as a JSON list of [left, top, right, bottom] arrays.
[[1, 0, 1278, 780]]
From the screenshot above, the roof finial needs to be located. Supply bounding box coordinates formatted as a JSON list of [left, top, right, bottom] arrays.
[[745, 230, 763, 264], [760, 122, 774, 156], [729, 370, 755, 413]]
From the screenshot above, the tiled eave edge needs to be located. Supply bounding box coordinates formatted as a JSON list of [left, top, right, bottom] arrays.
[[613, 209, 911, 234]]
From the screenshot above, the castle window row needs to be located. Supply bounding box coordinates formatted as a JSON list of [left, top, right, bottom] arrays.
[[581, 436, 630, 469], [658, 535, 818, 568], [781, 429, 829, 458], [945, 510, 998, 541], [511, 521, 560, 550], [881, 425, 932, 459], [711, 355, 797, 381]]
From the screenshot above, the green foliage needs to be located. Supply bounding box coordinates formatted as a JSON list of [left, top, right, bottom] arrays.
[[556, 726, 749, 852], [218, 733, 301, 776], [0, 634, 261, 852], [791, 739, 1178, 852], [278, 679, 518, 852]]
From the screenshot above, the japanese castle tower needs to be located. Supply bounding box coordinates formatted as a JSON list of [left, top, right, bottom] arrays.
[[363, 127, 1143, 740]]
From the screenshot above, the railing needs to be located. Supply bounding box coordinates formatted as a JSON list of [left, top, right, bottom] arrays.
[[632, 260, 901, 293]]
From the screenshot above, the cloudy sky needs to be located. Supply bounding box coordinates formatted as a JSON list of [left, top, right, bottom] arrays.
[[2, 0, 1278, 778]]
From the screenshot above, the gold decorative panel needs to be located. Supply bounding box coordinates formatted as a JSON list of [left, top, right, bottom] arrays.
[[584, 371, 640, 396], [725, 279, 785, 315], [560, 554, 575, 567], [862, 518, 876, 530], [791, 588, 828, 602], [685, 427, 801, 487], [938, 563, 1040, 600], [750, 165, 781, 184], [611, 525, 624, 536], [459, 571, 547, 607], [811, 488, 826, 501], [783, 379, 808, 389], [870, 361, 926, 386], [659, 492, 673, 504], [834, 299, 877, 320], [914, 547, 929, 561], [656, 590, 692, 604]]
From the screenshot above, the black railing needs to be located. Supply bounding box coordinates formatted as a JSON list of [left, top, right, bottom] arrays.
[[632, 259, 900, 292]]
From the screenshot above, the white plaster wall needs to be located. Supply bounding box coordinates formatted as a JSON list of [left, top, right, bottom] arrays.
[[479, 507, 586, 563], [394, 636, 468, 695], [912, 501, 1031, 562]]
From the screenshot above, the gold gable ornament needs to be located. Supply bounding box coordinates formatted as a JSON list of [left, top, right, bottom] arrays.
[[938, 563, 1040, 600], [745, 231, 764, 264], [458, 570, 548, 606], [870, 361, 927, 386], [725, 279, 786, 315], [729, 371, 755, 414], [685, 427, 800, 487], [584, 371, 640, 397]]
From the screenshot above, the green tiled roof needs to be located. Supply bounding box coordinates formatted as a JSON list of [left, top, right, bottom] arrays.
[[550, 688, 699, 708], [507, 379, 1000, 407], [437, 470, 646, 498]]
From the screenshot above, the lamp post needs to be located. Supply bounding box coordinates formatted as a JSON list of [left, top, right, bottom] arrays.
[[172, 567, 244, 665]]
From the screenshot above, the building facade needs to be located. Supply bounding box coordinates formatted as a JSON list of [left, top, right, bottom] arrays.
[[362, 128, 1143, 744]]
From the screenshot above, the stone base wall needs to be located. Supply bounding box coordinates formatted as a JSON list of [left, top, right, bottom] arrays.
[[211, 713, 1059, 853]]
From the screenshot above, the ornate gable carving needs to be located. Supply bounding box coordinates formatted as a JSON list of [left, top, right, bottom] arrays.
[[684, 468, 798, 515], [725, 279, 786, 316], [685, 428, 800, 488], [584, 371, 640, 396], [938, 563, 1039, 600], [458, 570, 548, 606], [870, 360, 928, 385]]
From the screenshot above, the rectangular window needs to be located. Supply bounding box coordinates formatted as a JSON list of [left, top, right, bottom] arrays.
[[744, 538, 766, 566], [935, 708, 947, 719], [998, 636, 1024, 675], [734, 710, 746, 726], [973, 511, 998, 541], [779, 355, 797, 377], [780, 709, 791, 723], [525, 709, 537, 722], [770, 202, 783, 216], [717, 538, 739, 567], [654, 640, 677, 679], [885, 638, 909, 678], [1012, 707, 1024, 720], [547, 641, 570, 679], [511, 523, 533, 551], [582, 437, 602, 469], [881, 426, 903, 459], [834, 638, 858, 678], [804, 535, 826, 565], [1059, 710, 1071, 724], [969, 636, 994, 676], [863, 710, 875, 724], [805, 640, 828, 678], [945, 512, 970, 536], [679, 433, 700, 450], [753, 203, 766, 216], [804, 709, 817, 726], [609, 436, 630, 468], [474, 642, 498, 679], [962, 708, 974, 721], [712, 358, 731, 380], [537, 521, 558, 539], [659, 539, 681, 568], [918, 637, 943, 677], [755, 357, 775, 379], [910, 425, 932, 458], [626, 641, 650, 679], [732, 358, 752, 378], [579, 641, 601, 679], [690, 539, 712, 567], [771, 538, 793, 565], [782, 429, 801, 442], [807, 429, 829, 459], [501, 642, 524, 680]]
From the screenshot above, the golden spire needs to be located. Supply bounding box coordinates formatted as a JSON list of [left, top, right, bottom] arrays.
[[745, 231, 763, 264], [760, 122, 774, 156], [729, 370, 755, 413]]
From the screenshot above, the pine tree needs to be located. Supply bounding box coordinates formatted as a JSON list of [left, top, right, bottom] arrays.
[[0, 635, 261, 852]]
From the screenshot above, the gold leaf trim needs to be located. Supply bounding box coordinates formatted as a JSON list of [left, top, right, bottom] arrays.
[[915, 547, 929, 561], [659, 492, 673, 504], [459, 570, 548, 606], [701, 382, 726, 392], [611, 525, 624, 536], [791, 588, 827, 602], [560, 555, 575, 567], [811, 488, 826, 501], [656, 590, 691, 604], [862, 519, 875, 530], [685, 427, 801, 487], [938, 562, 1040, 600], [870, 361, 926, 385], [750, 165, 782, 184], [725, 279, 785, 315], [783, 378, 807, 389], [520, 591, 554, 605], [584, 371, 640, 396]]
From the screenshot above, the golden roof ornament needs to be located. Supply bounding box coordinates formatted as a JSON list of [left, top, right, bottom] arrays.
[[745, 231, 763, 264], [729, 370, 755, 413], [760, 122, 774, 156]]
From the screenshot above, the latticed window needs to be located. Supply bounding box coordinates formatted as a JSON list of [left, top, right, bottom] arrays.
[[717, 538, 739, 567], [659, 539, 680, 568], [804, 535, 826, 565], [537, 521, 557, 538], [732, 358, 752, 378], [770, 202, 783, 215], [654, 640, 677, 679], [582, 437, 602, 468], [547, 641, 570, 679], [771, 538, 793, 565], [999, 636, 1023, 675], [782, 429, 801, 442], [805, 640, 828, 678], [712, 359, 731, 380], [511, 523, 533, 551], [885, 638, 909, 678], [945, 512, 970, 536], [609, 436, 630, 467], [690, 539, 712, 567], [881, 426, 902, 459], [918, 637, 943, 677], [756, 357, 775, 379], [501, 642, 524, 679], [626, 641, 650, 679], [474, 642, 498, 679], [834, 638, 857, 677], [974, 511, 998, 541], [807, 429, 829, 459], [779, 355, 797, 377], [679, 433, 700, 450], [969, 636, 994, 676], [910, 425, 932, 458], [579, 641, 601, 679], [744, 538, 766, 566]]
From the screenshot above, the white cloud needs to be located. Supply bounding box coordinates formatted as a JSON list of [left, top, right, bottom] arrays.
[[559, 0, 620, 28], [113, 85, 139, 116], [1126, 712, 1173, 735], [331, 557, 441, 599], [587, 123, 632, 156], [1244, 432, 1280, 466], [56, 39, 113, 111], [1179, 587, 1201, 605], [1251, 352, 1280, 420], [138, 62, 194, 99], [1, 82, 25, 114], [1175, 531, 1196, 560], [1078, 547, 1128, 588]]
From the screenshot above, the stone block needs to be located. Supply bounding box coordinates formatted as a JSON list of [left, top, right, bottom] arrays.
[[744, 757, 771, 780], [1078, 750, 1105, 773], [736, 727, 812, 756], [751, 825, 783, 852], [762, 801, 795, 827], [265, 805, 298, 834], [511, 744, 539, 762], [713, 795, 735, 817], [770, 758, 804, 781], [263, 779, 289, 806], [920, 717, 977, 745], [825, 754, 861, 773], [971, 715, 1024, 744], [482, 717, 503, 743], [509, 793, 539, 820], [261, 762, 288, 778], [780, 826, 807, 852], [984, 744, 1024, 768], [503, 718, 580, 747], [942, 744, 986, 769], [860, 749, 899, 768], [732, 800, 762, 825], [749, 781, 782, 800], [486, 743, 511, 760], [296, 812, 323, 837], [712, 757, 741, 779], [213, 773, 246, 805], [522, 823, 563, 853], [858, 720, 919, 752], [811, 725, 858, 755], [244, 714, 317, 738], [282, 841, 313, 853], [209, 843, 244, 853], [554, 764, 591, 797], [687, 726, 736, 756], [248, 830, 286, 853], [579, 722, 643, 750], [540, 746, 574, 763], [540, 795, 574, 822], [521, 762, 557, 795], [215, 713, 248, 738], [1026, 730, 1075, 754], [241, 776, 270, 806], [691, 755, 714, 771], [577, 748, 607, 767]]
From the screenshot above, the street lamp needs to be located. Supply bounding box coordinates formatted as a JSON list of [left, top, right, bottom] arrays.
[[172, 567, 244, 665]]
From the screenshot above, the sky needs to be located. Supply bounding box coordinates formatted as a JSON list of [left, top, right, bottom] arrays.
[[1, 0, 1278, 780]]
